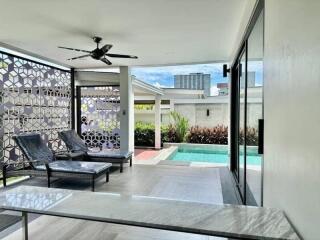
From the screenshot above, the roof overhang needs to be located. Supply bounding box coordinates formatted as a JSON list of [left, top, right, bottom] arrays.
[[133, 78, 164, 96], [0, 0, 251, 68]]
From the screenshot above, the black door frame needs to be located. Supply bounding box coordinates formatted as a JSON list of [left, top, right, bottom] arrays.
[[70, 68, 75, 130], [231, 44, 248, 204], [230, 0, 264, 205]]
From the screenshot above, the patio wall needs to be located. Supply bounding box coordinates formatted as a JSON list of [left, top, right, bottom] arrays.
[[0, 51, 71, 172], [78, 86, 121, 149], [174, 103, 229, 127], [75, 68, 134, 152], [263, 0, 320, 238], [135, 102, 261, 128]]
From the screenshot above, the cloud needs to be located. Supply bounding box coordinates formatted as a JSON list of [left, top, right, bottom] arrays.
[[153, 82, 172, 88], [131, 63, 231, 88], [211, 86, 219, 96]]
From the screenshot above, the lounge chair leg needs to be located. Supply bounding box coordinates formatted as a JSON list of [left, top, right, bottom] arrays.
[[47, 176, 50, 188], [45, 165, 51, 188], [91, 176, 95, 192], [120, 162, 123, 173], [2, 166, 6, 187], [106, 170, 109, 182]]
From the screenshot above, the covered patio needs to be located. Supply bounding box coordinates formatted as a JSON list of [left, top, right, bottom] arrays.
[[0, 165, 238, 240], [0, 0, 306, 239]]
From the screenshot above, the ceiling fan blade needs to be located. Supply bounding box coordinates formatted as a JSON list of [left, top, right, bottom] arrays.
[[106, 53, 138, 59], [101, 44, 113, 53], [58, 46, 91, 53], [67, 54, 91, 60], [101, 58, 112, 65]]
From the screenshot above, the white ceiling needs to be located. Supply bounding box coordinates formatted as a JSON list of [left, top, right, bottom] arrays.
[[0, 0, 250, 68]]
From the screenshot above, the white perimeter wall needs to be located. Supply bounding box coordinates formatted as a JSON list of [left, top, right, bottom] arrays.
[[174, 103, 229, 127], [264, 1, 320, 239], [135, 102, 261, 129]]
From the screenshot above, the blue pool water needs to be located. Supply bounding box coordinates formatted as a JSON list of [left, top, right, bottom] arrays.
[[169, 149, 261, 166]]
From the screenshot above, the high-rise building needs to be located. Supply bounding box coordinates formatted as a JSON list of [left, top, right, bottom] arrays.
[[174, 73, 211, 96]]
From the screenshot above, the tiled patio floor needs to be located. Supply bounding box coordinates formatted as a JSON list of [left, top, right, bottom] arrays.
[[134, 148, 161, 161], [0, 164, 231, 240]]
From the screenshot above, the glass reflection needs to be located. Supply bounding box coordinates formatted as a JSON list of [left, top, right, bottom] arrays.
[[246, 11, 264, 206], [238, 51, 246, 199], [0, 187, 72, 210]]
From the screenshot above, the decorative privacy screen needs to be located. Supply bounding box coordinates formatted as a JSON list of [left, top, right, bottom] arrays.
[[78, 86, 120, 149], [0, 52, 71, 169]]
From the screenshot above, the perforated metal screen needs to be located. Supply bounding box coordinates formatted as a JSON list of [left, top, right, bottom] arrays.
[[0, 52, 71, 171]]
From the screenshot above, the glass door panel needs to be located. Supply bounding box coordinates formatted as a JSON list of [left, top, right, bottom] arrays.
[[238, 50, 247, 199], [230, 5, 264, 206], [246, 11, 264, 206]]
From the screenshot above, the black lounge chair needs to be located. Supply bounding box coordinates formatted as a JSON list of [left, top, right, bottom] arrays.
[[2, 133, 112, 191], [58, 130, 133, 173]]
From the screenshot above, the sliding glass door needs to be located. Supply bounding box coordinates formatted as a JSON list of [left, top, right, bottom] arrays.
[[246, 11, 264, 206], [230, 1, 264, 206], [238, 49, 247, 199]]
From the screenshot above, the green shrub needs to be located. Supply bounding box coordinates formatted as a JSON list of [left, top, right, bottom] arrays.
[[134, 122, 155, 147], [135, 121, 258, 147], [170, 111, 189, 142], [187, 125, 258, 145], [239, 127, 259, 146], [134, 104, 154, 110], [162, 124, 178, 143], [134, 121, 178, 146], [187, 125, 228, 145], [134, 112, 189, 146]]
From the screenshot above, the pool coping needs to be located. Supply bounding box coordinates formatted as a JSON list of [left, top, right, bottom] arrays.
[[155, 146, 178, 161], [162, 143, 261, 168], [161, 144, 228, 168]]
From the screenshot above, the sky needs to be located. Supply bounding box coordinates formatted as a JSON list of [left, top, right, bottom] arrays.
[[132, 62, 263, 96]]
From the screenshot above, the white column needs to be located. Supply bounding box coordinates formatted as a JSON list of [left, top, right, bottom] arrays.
[[120, 66, 134, 152], [169, 99, 175, 112], [154, 95, 161, 149]]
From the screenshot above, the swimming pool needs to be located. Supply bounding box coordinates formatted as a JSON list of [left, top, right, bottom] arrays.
[[167, 145, 261, 166]]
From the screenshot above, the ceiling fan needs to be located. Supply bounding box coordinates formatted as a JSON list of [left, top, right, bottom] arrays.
[[58, 36, 138, 65]]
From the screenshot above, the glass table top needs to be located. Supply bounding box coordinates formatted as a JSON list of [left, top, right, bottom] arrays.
[[0, 186, 300, 240]]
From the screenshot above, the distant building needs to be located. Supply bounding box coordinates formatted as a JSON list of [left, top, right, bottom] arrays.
[[217, 71, 256, 95], [174, 73, 211, 96], [217, 83, 229, 96]]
